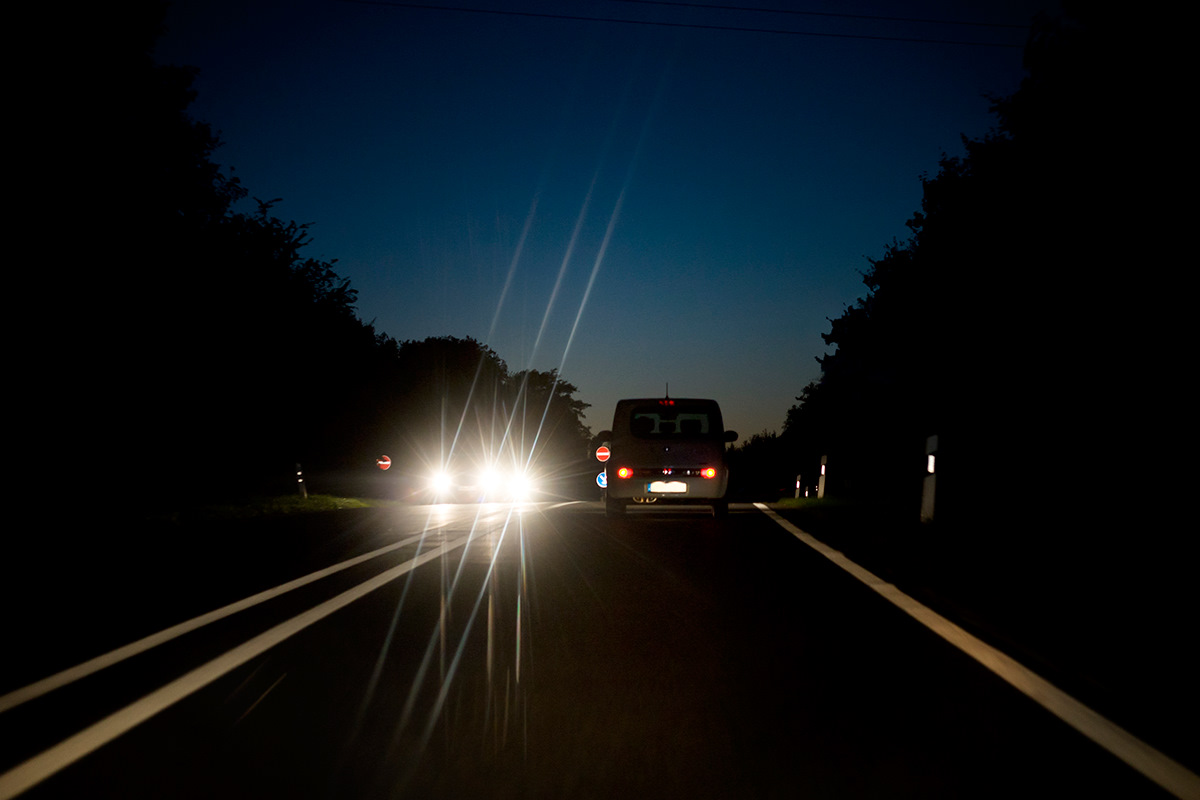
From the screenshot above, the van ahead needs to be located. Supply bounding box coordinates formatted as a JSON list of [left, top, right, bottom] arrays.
[[598, 397, 738, 517]]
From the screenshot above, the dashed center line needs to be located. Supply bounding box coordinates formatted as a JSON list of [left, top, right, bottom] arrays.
[[0, 531, 434, 715], [0, 533, 475, 800]]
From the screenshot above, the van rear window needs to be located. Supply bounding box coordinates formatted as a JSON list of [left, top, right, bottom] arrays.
[[630, 405, 718, 438]]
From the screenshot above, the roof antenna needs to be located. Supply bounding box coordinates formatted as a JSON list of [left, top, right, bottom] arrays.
[[665, 382, 670, 400]]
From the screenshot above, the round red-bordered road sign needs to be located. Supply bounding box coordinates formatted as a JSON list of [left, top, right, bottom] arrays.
[[377, 455, 392, 470], [595, 446, 610, 462]]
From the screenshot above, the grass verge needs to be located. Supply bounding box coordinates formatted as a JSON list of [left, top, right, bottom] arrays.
[[143, 493, 400, 525]]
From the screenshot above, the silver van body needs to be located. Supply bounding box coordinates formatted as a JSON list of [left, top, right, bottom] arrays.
[[601, 397, 737, 517]]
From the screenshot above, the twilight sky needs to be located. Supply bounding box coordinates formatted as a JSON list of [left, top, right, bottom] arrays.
[[154, 0, 1052, 438]]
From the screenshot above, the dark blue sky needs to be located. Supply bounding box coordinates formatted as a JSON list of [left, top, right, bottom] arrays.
[[155, 0, 1051, 438]]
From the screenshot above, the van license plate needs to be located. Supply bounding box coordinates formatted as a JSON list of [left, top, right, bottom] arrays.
[[648, 481, 687, 493]]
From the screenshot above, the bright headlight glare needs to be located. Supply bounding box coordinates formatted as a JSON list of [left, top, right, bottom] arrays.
[[509, 473, 534, 501], [431, 471, 453, 493], [480, 468, 502, 490]]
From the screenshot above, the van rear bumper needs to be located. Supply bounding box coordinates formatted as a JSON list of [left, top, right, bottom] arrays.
[[606, 473, 728, 500]]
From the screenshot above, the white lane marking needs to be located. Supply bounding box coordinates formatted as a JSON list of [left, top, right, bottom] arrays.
[[0, 535, 471, 800], [0, 531, 437, 714], [754, 503, 1200, 800], [543, 500, 587, 511]]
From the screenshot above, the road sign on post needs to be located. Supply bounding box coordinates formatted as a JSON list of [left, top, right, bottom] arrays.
[[595, 446, 611, 462], [377, 455, 392, 471]]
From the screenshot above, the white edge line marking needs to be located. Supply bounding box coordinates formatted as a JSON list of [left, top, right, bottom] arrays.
[[0, 535, 470, 800], [0, 532, 436, 715], [753, 503, 1200, 800]]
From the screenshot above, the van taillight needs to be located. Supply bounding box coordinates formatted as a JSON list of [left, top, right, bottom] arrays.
[[617, 466, 633, 479]]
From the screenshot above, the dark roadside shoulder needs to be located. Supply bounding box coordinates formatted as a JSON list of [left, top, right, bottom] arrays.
[[767, 501, 1199, 779]]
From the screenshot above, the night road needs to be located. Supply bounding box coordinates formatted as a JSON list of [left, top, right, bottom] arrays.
[[1, 503, 1192, 799]]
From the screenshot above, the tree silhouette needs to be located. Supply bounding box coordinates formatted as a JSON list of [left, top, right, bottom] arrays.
[[362, 337, 592, 488], [783, 3, 1183, 527], [507, 368, 592, 470], [20, 4, 597, 507]]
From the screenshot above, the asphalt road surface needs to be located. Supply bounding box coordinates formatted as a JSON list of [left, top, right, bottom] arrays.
[[0, 502, 1190, 799]]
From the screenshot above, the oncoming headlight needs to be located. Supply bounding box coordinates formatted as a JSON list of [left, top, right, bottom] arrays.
[[508, 472, 535, 502], [430, 470, 453, 495]]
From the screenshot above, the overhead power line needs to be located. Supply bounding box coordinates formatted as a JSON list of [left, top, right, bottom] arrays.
[[605, 0, 1032, 31], [341, 0, 1029, 47]]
